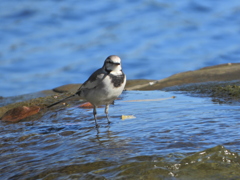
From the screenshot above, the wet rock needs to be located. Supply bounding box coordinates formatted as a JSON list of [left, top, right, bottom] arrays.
[[1, 105, 40, 122], [52, 83, 80, 93], [212, 84, 240, 99], [178, 145, 240, 179], [1, 63, 240, 121], [0, 92, 75, 119], [164, 80, 240, 103], [125, 79, 155, 90], [126, 63, 240, 90], [78, 102, 94, 108]]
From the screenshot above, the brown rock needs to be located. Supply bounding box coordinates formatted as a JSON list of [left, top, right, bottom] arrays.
[[126, 63, 240, 90], [1, 105, 40, 122], [52, 83, 80, 93], [78, 102, 94, 108], [78, 102, 105, 109]]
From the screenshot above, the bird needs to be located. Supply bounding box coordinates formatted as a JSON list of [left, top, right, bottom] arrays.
[[47, 55, 126, 128]]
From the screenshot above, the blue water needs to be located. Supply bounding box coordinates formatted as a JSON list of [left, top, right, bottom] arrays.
[[1, 90, 240, 179], [1, 0, 240, 97]]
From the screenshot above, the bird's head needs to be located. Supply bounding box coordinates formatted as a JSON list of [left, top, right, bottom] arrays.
[[103, 55, 122, 73]]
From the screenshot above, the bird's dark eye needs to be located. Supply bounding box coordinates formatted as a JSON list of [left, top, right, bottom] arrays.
[[106, 60, 120, 65]]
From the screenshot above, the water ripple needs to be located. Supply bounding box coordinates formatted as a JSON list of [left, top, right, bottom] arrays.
[[1, 0, 240, 96], [2, 91, 240, 179]]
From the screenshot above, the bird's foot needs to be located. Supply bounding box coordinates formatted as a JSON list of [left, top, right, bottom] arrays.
[[95, 123, 100, 128]]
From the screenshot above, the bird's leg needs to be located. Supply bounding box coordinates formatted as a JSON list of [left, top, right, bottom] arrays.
[[93, 106, 99, 128], [105, 104, 111, 124]]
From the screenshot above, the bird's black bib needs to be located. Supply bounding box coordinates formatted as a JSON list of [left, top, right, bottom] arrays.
[[108, 73, 125, 88]]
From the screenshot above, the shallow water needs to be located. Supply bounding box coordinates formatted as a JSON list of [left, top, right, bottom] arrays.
[[1, 0, 240, 96], [1, 91, 240, 179]]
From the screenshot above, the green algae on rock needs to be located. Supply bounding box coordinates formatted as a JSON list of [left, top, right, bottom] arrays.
[[212, 84, 240, 99], [178, 145, 240, 179], [164, 80, 240, 103]]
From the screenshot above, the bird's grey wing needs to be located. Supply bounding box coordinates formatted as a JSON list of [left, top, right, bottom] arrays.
[[76, 68, 107, 93]]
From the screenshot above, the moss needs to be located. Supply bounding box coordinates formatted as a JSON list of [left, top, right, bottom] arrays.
[[212, 85, 240, 98], [164, 80, 240, 103]]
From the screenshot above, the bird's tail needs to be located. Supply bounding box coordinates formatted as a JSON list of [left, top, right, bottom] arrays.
[[47, 94, 76, 108]]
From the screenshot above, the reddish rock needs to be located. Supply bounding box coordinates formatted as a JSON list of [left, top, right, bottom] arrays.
[[1, 105, 40, 122], [78, 102, 94, 108], [78, 102, 105, 109]]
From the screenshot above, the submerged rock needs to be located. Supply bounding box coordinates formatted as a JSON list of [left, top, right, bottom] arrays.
[[178, 145, 240, 179]]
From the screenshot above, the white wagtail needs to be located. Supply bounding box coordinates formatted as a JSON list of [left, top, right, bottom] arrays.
[[48, 55, 126, 127]]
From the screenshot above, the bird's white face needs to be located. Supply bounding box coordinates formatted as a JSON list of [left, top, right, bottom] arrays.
[[104, 55, 122, 73]]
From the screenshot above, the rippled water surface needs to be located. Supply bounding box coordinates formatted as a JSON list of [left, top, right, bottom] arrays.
[[1, 91, 240, 179], [1, 0, 240, 96]]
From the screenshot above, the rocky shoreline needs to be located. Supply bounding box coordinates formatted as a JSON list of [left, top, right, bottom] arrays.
[[1, 63, 240, 122]]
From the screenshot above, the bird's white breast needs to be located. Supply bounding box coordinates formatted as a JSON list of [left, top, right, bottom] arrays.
[[81, 73, 126, 106]]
